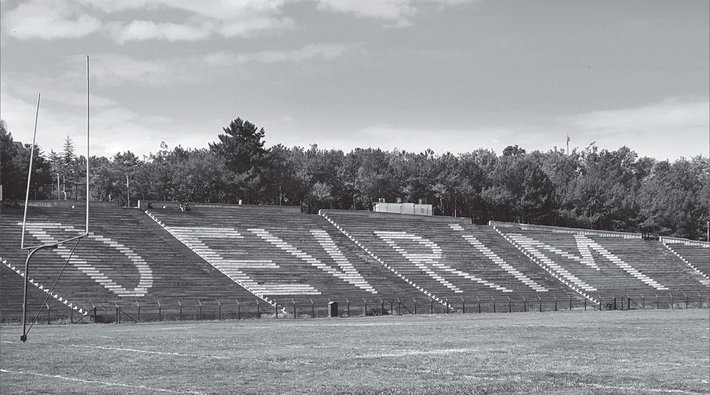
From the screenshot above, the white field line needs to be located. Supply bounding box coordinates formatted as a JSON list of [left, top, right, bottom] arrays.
[[73, 344, 228, 359], [0, 368, 205, 394], [358, 348, 476, 358], [156, 326, 198, 330], [577, 382, 703, 394], [465, 376, 706, 394], [460, 375, 707, 393]]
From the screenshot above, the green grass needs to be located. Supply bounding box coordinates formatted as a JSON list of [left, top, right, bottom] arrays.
[[1, 309, 709, 394]]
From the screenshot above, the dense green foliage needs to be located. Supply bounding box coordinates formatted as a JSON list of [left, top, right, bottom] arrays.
[[1, 118, 708, 239], [0, 120, 53, 202]]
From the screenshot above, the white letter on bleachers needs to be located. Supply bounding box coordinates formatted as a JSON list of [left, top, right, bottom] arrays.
[[164, 226, 320, 296], [456, 233, 548, 292], [249, 228, 377, 294], [375, 231, 512, 293], [508, 234, 666, 291], [20, 222, 153, 297]]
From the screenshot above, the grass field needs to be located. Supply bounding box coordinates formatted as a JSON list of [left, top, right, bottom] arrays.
[[1, 309, 709, 394]]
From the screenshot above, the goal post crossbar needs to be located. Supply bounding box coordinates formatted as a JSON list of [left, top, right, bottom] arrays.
[[21, 234, 88, 251]]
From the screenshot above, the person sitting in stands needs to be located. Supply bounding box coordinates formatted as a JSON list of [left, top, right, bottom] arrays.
[[179, 202, 185, 212], [184, 202, 191, 212], [146, 201, 153, 209]]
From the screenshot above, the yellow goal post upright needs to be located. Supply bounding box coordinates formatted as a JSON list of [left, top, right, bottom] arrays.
[[19, 56, 91, 342]]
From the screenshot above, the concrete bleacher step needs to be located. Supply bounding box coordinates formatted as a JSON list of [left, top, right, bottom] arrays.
[[146, 206, 426, 306], [1, 206, 264, 318], [1, 256, 88, 317], [321, 210, 577, 305], [492, 222, 709, 299], [490, 226, 597, 304], [660, 239, 710, 286]]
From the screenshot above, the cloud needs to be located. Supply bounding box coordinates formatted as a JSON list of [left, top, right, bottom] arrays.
[[1, 90, 172, 158], [315, 0, 475, 27], [564, 97, 710, 159], [215, 16, 294, 38], [3, 0, 293, 42], [59, 44, 349, 87], [204, 43, 352, 66], [1, 91, 90, 155], [266, 123, 522, 155], [106, 2, 295, 43], [69, 54, 188, 87], [3, 0, 474, 42], [12, 86, 117, 111], [569, 98, 709, 135], [316, 0, 417, 22], [109, 20, 211, 44], [2, 0, 101, 40], [279, 97, 710, 159]]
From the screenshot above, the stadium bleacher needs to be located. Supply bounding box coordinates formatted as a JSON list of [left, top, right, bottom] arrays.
[[0, 260, 73, 322], [0, 204, 260, 321], [321, 210, 573, 306], [2, 202, 707, 322], [146, 204, 423, 312], [660, 237, 710, 286], [492, 222, 710, 301]]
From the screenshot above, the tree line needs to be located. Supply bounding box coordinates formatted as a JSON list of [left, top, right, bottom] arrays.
[[1, 118, 708, 240]]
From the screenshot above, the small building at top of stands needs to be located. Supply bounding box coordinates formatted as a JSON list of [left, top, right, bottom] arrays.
[[373, 198, 432, 216]]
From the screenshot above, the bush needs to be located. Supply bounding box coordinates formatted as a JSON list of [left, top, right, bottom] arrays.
[[367, 308, 389, 316]]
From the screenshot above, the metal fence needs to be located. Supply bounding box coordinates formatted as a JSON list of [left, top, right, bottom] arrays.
[[6, 292, 707, 325]]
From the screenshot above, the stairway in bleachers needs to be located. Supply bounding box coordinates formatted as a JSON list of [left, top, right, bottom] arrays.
[[493, 222, 710, 299], [146, 205, 422, 310], [661, 238, 710, 286], [321, 210, 573, 304]]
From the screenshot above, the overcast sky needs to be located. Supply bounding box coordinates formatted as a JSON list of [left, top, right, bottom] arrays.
[[1, 0, 708, 160]]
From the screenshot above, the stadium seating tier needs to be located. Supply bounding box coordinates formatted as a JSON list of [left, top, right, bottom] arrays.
[[492, 223, 710, 300], [2, 203, 707, 321], [146, 205, 424, 310], [0, 205, 260, 320], [321, 210, 574, 303]]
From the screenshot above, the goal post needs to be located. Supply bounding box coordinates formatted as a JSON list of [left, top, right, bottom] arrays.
[[19, 56, 92, 342]]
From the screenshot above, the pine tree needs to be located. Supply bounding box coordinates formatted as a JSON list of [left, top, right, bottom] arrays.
[[210, 118, 268, 202], [61, 136, 76, 199]]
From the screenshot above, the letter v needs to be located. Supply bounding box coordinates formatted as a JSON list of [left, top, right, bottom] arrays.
[[249, 228, 377, 294]]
